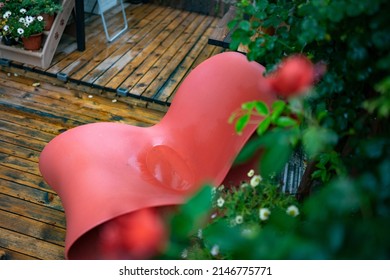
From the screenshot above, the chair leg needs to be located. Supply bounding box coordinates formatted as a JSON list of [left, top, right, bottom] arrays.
[[98, 0, 128, 42]]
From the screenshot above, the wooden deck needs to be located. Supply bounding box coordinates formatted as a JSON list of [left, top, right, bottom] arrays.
[[3, 3, 223, 109]]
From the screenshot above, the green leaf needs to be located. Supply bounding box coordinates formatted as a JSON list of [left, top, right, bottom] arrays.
[[303, 127, 338, 158], [257, 116, 271, 135], [171, 186, 213, 240], [254, 101, 269, 116], [257, 130, 293, 177], [233, 136, 263, 165], [271, 100, 286, 121], [241, 101, 255, 111], [235, 114, 250, 134], [239, 20, 251, 31], [274, 116, 298, 128]]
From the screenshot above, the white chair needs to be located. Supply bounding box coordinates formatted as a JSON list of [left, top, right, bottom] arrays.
[[89, 0, 128, 42]]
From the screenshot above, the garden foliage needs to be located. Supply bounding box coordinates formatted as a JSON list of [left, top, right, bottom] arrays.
[[162, 0, 390, 259]]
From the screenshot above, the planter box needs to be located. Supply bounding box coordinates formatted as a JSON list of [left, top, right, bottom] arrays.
[[0, 0, 75, 69]]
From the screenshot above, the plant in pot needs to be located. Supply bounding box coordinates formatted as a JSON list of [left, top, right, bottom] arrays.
[[22, 0, 62, 31], [1, 10, 18, 45], [13, 13, 45, 50]]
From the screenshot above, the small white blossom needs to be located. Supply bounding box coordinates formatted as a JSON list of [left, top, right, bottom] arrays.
[[235, 215, 244, 224], [3, 11, 11, 19], [26, 16, 34, 24], [181, 249, 188, 259], [259, 208, 271, 221], [210, 213, 217, 219], [24, 22, 30, 28], [37, 16, 43, 21], [286, 205, 300, 217], [241, 228, 254, 238], [247, 169, 255, 177], [240, 182, 249, 188], [250, 175, 262, 187], [20, 8, 27, 14], [218, 184, 225, 191], [210, 245, 219, 256], [19, 18, 26, 23], [17, 28, 24, 35], [217, 197, 225, 208], [197, 229, 203, 239], [3, 25, 9, 32]]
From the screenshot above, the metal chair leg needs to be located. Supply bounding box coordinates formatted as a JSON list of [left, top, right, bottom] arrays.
[[98, 0, 128, 42]]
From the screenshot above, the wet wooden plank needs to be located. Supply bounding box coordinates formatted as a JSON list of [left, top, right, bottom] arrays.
[[122, 12, 202, 95], [0, 227, 65, 260], [0, 247, 38, 260], [0, 193, 65, 228], [93, 7, 181, 88], [0, 210, 65, 247], [72, 4, 161, 83], [0, 152, 40, 176], [0, 178, 64, 211], [140, 16, 219, 101]]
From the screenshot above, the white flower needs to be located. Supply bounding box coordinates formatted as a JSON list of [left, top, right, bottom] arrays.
[[218, 184, 225, 191], [24, 22, 30, 28], [210, 213, 217, 219], [240, 182, 249, 188], [247, 169, 255, 177], [250, 175, 263, 187], [17, 28, 24, 35], [286, 205, 300, 217], [217, 197, 225, 208], [210, 245, 219, 256], [26, 16, 34, 24], [181, 249, 188, 259], [19, 18, 26, 23], [197, 229, 203, 239], [37, 16, 43, 21], [3, 11, 11, 19], [20, 8, 27, 14], [259, 208, 271, 221], [235, 215, 244, 224], [3, 25, 9, 32]]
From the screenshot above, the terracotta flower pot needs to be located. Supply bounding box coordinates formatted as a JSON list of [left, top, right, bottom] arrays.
[[22, 33, 43, 51], [42, 13, 56, 31]]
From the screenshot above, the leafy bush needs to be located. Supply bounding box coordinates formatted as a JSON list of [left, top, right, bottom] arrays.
[[160, 0, 390, 260]]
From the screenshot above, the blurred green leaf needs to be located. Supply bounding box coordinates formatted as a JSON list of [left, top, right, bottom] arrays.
[[257, 116, 271, 135], [302, 127, 338, 157], [254, 101, 269, 116], [274, 116, 298, 128], [235, 114, 250, 134]]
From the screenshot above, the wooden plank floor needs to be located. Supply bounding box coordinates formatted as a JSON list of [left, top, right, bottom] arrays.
[[5, 3, 222, 108], [0, 70, 165, 260]]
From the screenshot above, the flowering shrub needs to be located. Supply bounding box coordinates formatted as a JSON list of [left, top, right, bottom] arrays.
[[159, 0, 390, 260]]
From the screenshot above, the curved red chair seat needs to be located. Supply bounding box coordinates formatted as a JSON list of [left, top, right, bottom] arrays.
[[39, 52, 276, 259]]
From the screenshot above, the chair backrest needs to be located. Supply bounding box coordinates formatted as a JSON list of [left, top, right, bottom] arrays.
[[156, 51, 275, 187]]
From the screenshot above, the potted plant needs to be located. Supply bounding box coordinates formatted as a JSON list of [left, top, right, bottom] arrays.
[[22, 0, 62, 31], [12, 13, 45, 50]]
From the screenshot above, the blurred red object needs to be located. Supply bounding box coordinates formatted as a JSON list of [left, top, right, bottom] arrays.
[[99, 208, 167, 259], [267, 55, 315, 98]]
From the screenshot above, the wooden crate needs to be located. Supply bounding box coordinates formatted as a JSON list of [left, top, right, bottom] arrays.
[[0, 0, 75, 69]]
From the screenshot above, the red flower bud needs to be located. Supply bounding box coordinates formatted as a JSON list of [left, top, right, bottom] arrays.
[[267, 55, 315, 98], [99, 208, 167, 259]]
